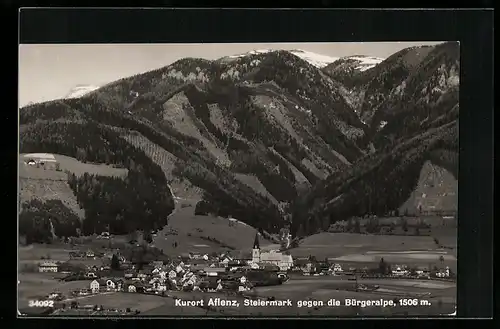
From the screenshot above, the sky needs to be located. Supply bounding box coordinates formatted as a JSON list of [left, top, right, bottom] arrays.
[[19, 42, 444, 106]]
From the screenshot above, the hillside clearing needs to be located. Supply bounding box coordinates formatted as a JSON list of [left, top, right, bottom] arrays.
[[54, 154, 128, 178], [153, 205, 272, 254], [234, 173, 278, 205], [118, 130, 203, 200]]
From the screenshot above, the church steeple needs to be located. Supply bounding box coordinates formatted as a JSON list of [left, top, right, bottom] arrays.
[[253, 232, 260, 249], [252, 232, 261, 264]]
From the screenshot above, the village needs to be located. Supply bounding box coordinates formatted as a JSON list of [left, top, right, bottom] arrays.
[[18, 232, 456, 316]]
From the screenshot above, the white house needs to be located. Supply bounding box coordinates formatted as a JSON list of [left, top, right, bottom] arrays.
[[168, 270, 177, 279], [22, 153, 59, 170], [436, 267, 450, 278], [157, 270, 167, 280], [39, 262, 58, 273], [239, 276, 247, 284], [86, 271, 97, 279], [391, 265, 409, 276], [128, 285, 137, 293], [90, 280, 100, 293], [332, 264, 343, 273], [48, 292, 62, 300]]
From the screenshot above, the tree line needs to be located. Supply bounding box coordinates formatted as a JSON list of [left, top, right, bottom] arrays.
[[19, 199, 81, 244]]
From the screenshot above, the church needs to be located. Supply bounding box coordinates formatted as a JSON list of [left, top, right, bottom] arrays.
[[251, 233, 294, 271]]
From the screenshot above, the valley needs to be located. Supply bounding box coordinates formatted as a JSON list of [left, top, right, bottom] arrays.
[[18, 42, 458, 317]]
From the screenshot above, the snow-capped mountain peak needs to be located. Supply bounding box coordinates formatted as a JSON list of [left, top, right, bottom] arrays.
[[64, 84, 100, 99], [344, 55, 385, 71], [225, 49, 339, 68], [288, 49, 339, 68]]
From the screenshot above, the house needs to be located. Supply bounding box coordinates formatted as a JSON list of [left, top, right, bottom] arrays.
[[47, 292, 63, 300], [331, 264, 343, 273], [22, 153, 59, 170], [39, 262, 58, 273], [249, 262, 260, 269], [239, 276, 247, 284], [86, 250, 95, 258], [105, 279, 118, 291], [175, 265, 184, 274], [90, 280, 101, 293], [391, 265, 409, 276], [168, 270, 177, 279], [126, 281, 144, 293], [85, 271, 97, 279], [124, 270, 136, 279], [415, 266, 430, 278], [186, 274, 199, 286], [205, 267, 226, 277], [436, 267, 450, 278], [238, 281, 253, 292]]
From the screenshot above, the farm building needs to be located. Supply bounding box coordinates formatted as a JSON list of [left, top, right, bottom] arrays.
[[39, 262, 59, 273], [22, 153, 60, 170]]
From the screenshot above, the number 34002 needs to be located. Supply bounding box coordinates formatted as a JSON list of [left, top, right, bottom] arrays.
[[29, 300, 54, 307]]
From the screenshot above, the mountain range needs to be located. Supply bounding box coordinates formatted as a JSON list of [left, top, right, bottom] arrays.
[[18, 43, 459, 242]]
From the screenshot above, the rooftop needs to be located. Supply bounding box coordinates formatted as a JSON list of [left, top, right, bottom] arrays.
[[23, 153, 56, 160]]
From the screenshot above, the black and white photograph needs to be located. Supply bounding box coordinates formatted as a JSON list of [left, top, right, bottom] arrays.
[[18, 41, 459, 317]]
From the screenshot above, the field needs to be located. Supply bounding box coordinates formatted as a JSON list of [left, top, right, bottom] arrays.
[[234, 173, 279, 205], [53, 154, 128, 177], [19, 153, 128, 217], [17, 272, 91, 308], [153, 205, 274, 255], [20, 154, 128, 178], [68, 275, 455, 317], [289, 230, 456, 271]]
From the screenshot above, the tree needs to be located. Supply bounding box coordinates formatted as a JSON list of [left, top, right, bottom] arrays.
[[378, 258, 388, 275], [145, 233, 153, 244], [433, 237, 440, 246], [439, 255, 445, 265], [353, 218, 361, 233], [415, 227, 420, 236], [111, 254, 121, 270], [401, 218, 408, 232]]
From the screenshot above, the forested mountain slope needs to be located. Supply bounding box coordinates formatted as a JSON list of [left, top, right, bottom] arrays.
[[19, 43, 459, 242]]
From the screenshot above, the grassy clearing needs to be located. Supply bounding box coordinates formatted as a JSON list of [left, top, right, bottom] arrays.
[[400, 161, 457, 214], [152, 205, 272, 255], [72, 292, 168, 313], [169, 206, 272, 249], [19, 154, 128, 178], [19, 153, 128, 218], [19, 178, 84, 218], [234, 173, 278, 205], [54, 154, 128, 178], [17, 272, 91, 307], [119, 130, 203, 200], [291, 231, 456, 270]]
